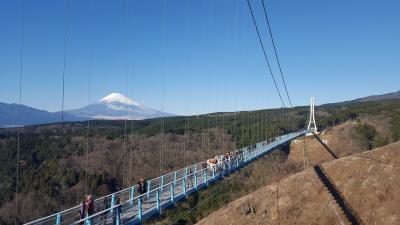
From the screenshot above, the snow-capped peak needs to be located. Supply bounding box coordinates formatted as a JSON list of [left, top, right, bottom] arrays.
[[98, 93, 141, 106]]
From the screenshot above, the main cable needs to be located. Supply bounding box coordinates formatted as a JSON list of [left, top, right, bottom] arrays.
[[261, 0, 292, 108], [246, 0, 286, 108]]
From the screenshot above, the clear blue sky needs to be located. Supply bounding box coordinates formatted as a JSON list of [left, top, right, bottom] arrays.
[[1, 0, 399, 115]]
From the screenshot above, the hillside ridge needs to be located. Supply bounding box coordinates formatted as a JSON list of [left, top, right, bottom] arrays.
[[197, 139, 400, 225]]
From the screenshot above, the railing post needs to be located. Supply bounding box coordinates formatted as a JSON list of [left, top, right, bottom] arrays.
[[156, 189, 161, 214], [84, 217, 91, 225], [160, 175, 164, 191], [183, 178, 187, 196], [212, 167, 215, 178], [147, 180, 151, 198], [116, 205, 121, 225], [173, 171, 177, 186], [194, 173, 198, 190], [204, 170, 208, 186], [137, 197, 142, 221], [130, 186, 135, 206], [111, 193, 115, 213], [55, 213, 61, 225], [170, 183, 175, 203]]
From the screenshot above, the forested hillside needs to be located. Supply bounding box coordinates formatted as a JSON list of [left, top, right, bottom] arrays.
[[1, 99, 400, 224]]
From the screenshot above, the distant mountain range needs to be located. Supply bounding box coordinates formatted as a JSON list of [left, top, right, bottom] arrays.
[[0, 93, 174, 128], [1, 91, 400, 128], [350, 90, 400, 103], [0, 102, 82, 128]]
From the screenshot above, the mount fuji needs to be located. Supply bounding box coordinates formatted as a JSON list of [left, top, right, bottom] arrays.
[[66, 93, 174, 120]]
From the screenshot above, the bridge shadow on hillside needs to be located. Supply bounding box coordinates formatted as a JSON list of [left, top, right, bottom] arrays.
[[312, 132, 338, 159]]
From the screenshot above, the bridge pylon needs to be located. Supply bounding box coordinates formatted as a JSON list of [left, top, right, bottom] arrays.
[[307, 97, 318, 133]]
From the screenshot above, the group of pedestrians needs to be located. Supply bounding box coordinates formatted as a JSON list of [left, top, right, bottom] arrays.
[[78, 178, 148, 224], [206, 150, 241, 173]]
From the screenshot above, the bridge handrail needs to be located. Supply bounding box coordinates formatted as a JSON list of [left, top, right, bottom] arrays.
[[24, 153, 217, 225], [71, 155, 245, 224], [71, 130, 307, 224]]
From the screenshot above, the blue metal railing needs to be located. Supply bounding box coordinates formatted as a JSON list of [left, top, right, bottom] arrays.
[[24, 130, 308, 225]]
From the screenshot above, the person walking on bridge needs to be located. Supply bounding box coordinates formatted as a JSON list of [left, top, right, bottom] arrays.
[[85, 195, 94, 224], [137, 178, 148, 199], [79, 198, 86, 225]]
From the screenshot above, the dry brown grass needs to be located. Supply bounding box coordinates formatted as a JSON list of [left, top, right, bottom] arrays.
[[197, 136, 400, 225]]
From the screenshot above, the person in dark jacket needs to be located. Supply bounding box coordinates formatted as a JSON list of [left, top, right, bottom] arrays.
[[137, 178, 148, 200], [86, 195, 94, 216], [85, 194, 94, 225], [79, 198, 86, 225]]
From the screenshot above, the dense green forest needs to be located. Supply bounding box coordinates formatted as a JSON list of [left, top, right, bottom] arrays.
[[1, 99, 400, 224]]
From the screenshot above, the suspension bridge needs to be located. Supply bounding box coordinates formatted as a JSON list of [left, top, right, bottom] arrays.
[[21, 111, 321, 225], [25, 117, 316, 225], [23, 94, 318, 225], [7, 0, 321, 224]]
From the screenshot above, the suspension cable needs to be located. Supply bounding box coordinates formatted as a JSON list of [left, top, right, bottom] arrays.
[[85, 0, 95, 195], [183, 0, 192, 166], [245, 0, 286, 108], [122, 0, 129, 188], [261, 0, 293, 133], [61, 0, 68, 123], [159, 0, 167, 175], [15, 0, 25, 223], [129, 0, 137, 186]]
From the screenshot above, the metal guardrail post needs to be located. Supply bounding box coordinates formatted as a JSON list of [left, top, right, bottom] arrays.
[[212, 167, 215, 178], [130, 186, 135, 206], [170, 183, 175, 203], [156, 190, 161, 214], [55, 213, 61, 225], [160, 176, 164, 191], [194, 173, 198, 190], [147, 181, 150, 198], [204, 170, 208, 186], [138, 197, 142, 221], [116, 206, 121, 225], [183, 178, 187, 196], [84, 217, 91, 225], [111, 193, 115, 213], [173, 171, 177, 186]]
